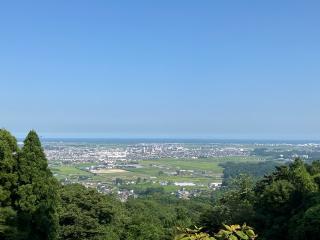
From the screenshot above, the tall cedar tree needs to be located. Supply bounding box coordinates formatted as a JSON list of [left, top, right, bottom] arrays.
[[0, 129, 19, 239], [16, 131, 59, 240]]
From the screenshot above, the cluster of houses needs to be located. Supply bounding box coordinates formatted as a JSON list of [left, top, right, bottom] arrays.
[[61, 175, 222, 201], [117, 189, 137, 202], [174, 188, 201, 199]]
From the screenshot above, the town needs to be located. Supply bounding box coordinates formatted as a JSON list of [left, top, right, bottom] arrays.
[[43, 140, 320, 201]]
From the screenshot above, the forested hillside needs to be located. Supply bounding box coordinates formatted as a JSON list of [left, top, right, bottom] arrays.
[[1, 129, 320, 240]]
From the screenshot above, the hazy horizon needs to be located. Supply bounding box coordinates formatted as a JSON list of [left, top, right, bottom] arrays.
[[13, 132, 320, 142]]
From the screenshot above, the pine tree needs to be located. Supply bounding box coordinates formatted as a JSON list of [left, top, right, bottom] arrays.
[[16, 130, 59, 240], [0, 129, 19, 239]]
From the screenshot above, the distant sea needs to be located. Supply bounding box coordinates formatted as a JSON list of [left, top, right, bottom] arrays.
[[32, 138, 320, 145]]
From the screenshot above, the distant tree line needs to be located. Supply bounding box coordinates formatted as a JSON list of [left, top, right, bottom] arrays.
[[220, 161, 282, 186], [252, 147, 320, 161]]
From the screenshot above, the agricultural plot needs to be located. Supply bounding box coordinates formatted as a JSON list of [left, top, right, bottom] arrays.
[[51, 156, 265, 193], [51, 166, 93, 180]]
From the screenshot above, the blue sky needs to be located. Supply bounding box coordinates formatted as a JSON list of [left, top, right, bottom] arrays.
[[1, 1, 320, 139]]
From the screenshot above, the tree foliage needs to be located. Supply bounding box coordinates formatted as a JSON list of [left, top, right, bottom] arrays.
[[199, 159, 320, 240], [58, 184, 123, 240], [15, 131, 59, 240], [175, 224, 257, 240], [220, 161, 281, 186], [254, 159, 320, 239], [0, 130, 59, 240], [0, 129, 19, 239], [200, 175, 256, 233]]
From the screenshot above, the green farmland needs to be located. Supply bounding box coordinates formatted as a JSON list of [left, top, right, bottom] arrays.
[[51, 156, 265, 192]]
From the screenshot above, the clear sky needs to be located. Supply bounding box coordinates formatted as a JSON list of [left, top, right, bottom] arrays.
[[1, 1, 320, 139]]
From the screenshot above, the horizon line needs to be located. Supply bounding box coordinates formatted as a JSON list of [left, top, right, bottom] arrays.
[[15, 136, 320, 143]]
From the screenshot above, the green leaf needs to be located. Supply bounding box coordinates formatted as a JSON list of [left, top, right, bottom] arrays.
[[229, 235, 238, 240], [223, 224, 233, 231], [245, 229, 256, 238], [235, 230, 249, 240]]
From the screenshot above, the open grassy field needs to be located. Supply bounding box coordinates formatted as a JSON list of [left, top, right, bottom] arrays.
[[127, 156, 262, 175], [51, 166, 93, 180], [51, 166, 92, 175], [91, 169, 128, 174], [140, 158, 223, 172]]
